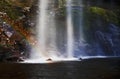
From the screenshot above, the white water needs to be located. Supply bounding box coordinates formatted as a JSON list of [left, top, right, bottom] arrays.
[[28, 0, 78, 62], [31, 0, 57, 59], [66, 0, 74, 58], [30, 0, 75, 59], [37, 0, 48, 56], [30, 0, 59, 60], [31, 0, 48, 59], [79, 0, 84, 42]]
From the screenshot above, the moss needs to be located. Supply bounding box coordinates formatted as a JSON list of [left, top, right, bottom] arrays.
[[7, 7, 22, 19], [6, 0, 34, 7], [0, 0, 23, 20], [89, 7, 118, 24], [89, 7, 106, 16]]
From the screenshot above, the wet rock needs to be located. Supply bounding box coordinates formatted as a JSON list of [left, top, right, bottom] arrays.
[[95, 31, 114, 55], [5, 56, 24, 62], [79, 58, 83, 60], [95, 24, 120, 56], [46, 58, 52, 61]]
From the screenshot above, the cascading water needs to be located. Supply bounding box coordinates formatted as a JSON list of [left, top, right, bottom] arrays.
[[24, 0, 84, 63], [23, 0, 120, 63], [30, 0, 48, 59], [66, 0, 74, 58], [79, 0, 84, 43], [77, 0, 86, 56], [30, 0, 58, 59], [30, 0, 76, 60], [26, 0, 78, 62]]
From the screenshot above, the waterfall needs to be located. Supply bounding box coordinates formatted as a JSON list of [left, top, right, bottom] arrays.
[[27, 0, 81, 62], [79, 0, 84, 43], [23, 0, 120, 63], [78, 0, 87, 56], [30, 0, 48, 59], [30, 0, 57, 59], [30, 0, 78, 60], [37, 0, 48, 57], [66, 0, 74, 58], [29, 0, 77, 61]]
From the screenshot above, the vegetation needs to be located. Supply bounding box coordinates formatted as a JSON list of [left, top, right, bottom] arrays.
[[89, 7, 119, 25]]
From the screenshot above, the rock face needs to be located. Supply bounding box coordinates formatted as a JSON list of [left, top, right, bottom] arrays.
[[0, 0, 35, 61], [87, 23, 120, 56]]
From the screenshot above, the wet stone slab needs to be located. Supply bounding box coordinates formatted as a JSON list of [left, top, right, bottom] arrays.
[[0, 57, 120, 79]]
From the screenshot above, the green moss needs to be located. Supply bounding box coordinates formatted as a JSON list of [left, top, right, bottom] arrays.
[[6, 7, 22, 19], [90, 7, 107, 16], [0, 0, 23, 19], [89, 7, 118, 24]]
